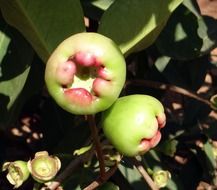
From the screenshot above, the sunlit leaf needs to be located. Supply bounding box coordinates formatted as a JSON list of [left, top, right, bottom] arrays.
[[0, 26, 10, 68], [203, 141, 216, 169], [0, 0, 85, 62], [155, 56, 171, 73], [81, 0, 115, 21], [98, 0, 182, 56], [0, 19, 34, 128], [118, 160, 149, 189]]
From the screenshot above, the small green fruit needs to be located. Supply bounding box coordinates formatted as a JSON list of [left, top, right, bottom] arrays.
[[153, 169, 171, 188], [27, 151, 61, 183], [101, 95, 166, 156], [2, 161, 30, 189], [45, 32, 126, 115]]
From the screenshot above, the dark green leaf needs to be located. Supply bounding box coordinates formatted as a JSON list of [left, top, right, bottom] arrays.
[[157, 139, 178, 157], [81, 0, 115, 20], [98, 182, 119, 190], [156, 4, 217, 60], [0, 18, 34, 129], [118, 160, 149, 189], [0, 0, 85, 62]]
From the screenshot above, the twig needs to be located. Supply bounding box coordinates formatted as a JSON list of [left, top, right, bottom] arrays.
[[130, 157, 159, 190], [83, 164, 118, 190], [126, 79, 212, 107], [87, 115, 106, 178]]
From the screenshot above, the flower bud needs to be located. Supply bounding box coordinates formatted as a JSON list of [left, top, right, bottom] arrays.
[[27, 151, 61, 183], [102, 145, 121, 167], [2, 160, 30, 188], [210, 94, 217, 110], [152, 169, 171, 188]]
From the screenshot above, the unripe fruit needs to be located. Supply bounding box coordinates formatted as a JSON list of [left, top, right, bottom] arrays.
[[152, 170, 171, 188], [101, 95, 166, 157], [2, 161, 30, 189], [27, 151, 61, 183], [45, 32, 126, 115]]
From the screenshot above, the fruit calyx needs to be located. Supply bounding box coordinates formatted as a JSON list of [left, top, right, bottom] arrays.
[[56, 51, 111, 107]]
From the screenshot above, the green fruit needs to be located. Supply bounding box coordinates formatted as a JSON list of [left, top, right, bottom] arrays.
[[101, 95, 166, 156], [2, 161, 30, 189], [27, 151, 61, 183], [45, 32, 126, 115], [152, 169, 171, 188]]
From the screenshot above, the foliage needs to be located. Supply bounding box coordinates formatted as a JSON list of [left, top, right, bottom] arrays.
[[1, 0, 217, 189]]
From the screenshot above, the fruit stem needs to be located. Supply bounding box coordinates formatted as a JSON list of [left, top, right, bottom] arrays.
[[87, 115, 106, 178], [130, 157, 159, 190]]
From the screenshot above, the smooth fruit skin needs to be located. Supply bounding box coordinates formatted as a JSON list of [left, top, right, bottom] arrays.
[[45, 32, 126, 115], [101, 95, 166, 157]]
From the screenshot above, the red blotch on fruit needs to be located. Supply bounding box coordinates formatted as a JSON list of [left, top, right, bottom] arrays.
[[56, 60, 76, 85], [92, 78, 111, 96], [97, 66, 110, 80], [64, 88, 93, 106], [157, 113, 166, 128], [139, 131, 161, 153], [139, 139, 151, 153], [150, 131, 161, 148], [74, 51, 97, 67]]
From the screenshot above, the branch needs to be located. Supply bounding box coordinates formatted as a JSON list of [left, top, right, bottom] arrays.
[[83, 164, 118, 190], [130, 158, 159, 190], [126, 79, 212, 107], [87, 115, 106, 178]]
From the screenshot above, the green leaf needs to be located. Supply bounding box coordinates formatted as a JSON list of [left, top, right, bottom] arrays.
[[182, 0, 201, 18], [203, 141, 216, 169], [154, 56, 171, 73], [118, 160, 149, 189], [91, 0, 115, 10], [98, 0, 183, 56], [73, 144, 93, 156], [156, 4, 217, 60], [81, 0, 115, 21], [0, 18, 34, 128], [98, 182, 119, 190], [0, 28, 10, 67], [157, 139, 178, 157], [0, 0, 85, 62]]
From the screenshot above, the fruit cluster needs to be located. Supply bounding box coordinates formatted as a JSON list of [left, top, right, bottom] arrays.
[[45, 32, 166, 157]]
